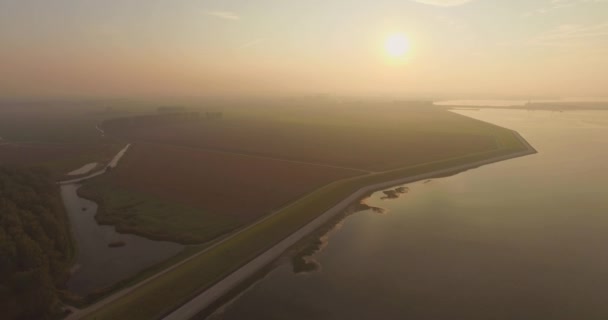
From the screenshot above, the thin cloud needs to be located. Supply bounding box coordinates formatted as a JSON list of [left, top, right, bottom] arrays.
[[528, 23, 608, 46], [240, 39, 264, 49], [523, 0, 608, 17], [410, 0, 476, 6], [206, 11, 240, 21]]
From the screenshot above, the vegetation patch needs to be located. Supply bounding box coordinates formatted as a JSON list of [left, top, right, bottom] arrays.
[[77, 141, 364, 242], [78, 180, 242, 244], [289, 199, 383, 274], [0, 166, 74, 319]]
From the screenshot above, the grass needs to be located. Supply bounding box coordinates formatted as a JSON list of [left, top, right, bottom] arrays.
[[99, 143, 364, 219], [77, 142, 363, 245], [83, 126, 529, 320], [78, 180, 243, 244], [61, 245, 206, 308]]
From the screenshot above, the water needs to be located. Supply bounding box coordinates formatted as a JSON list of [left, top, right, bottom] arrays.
[[62, 184, 183, 295], [212, 109, 608, 320], [61, 143, 183, 295], [434, 98, 608, 107], [434, 99, 529, 107]]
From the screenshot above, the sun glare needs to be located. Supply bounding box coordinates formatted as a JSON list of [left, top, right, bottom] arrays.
[[385, 33, 410, 58]]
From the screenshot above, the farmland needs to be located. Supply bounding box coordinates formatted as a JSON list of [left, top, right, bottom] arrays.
[[74, 103, 534, 319], [0, 107, 124, 177], [79, 142, 363, 243], [84, 104, 512, 245], [0, 142, 121, 178], [103, 104, 500, 171]]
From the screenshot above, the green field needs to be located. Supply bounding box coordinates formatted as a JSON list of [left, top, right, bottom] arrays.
[[82, 106, 531, 320], [78, 180, 243, 244]]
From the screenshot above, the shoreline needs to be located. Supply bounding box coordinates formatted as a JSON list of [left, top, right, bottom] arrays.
[[58, 144, 130, 185], [162, 130, 537, 320]]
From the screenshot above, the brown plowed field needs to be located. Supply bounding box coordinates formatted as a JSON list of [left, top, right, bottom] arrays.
[[89, 107, 509, 242], [0, 143, 85, 164], [104, 108, 499, 171], [106, 143, 363, 220], [0, 143, 120, 177]]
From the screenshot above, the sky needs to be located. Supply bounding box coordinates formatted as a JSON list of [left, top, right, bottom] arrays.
[[1, 0, 607, 100]]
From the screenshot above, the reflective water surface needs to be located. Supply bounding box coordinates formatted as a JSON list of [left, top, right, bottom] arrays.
[[62, 184, 183, 295], [212, 110, 608, 320]]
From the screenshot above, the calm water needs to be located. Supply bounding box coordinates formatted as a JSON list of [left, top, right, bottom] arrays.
[[434, 99, 529, 107], [434, 98, 608, 107], [62, 184, 183, 295], [212, 110, 608, 320]]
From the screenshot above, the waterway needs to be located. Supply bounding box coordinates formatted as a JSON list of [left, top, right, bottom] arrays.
[[211, 109, 608, 320], [61, 144, 183, 295], [434, 98, 608, 107]]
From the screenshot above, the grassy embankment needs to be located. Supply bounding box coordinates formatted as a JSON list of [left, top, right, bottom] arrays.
[[83, 114, 529, 320], [62, 245, 205, 308]]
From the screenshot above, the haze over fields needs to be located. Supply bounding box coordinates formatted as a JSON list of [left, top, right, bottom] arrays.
[[2, 1, 608, 320], [1, 0, 608, 100]]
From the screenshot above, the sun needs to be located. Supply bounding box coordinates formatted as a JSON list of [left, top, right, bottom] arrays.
[[385, 33, 410, 57]]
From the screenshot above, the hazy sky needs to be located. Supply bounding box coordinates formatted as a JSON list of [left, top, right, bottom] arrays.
[[1, 0, 607, 99]]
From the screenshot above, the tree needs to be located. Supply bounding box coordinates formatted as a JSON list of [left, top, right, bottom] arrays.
[[0, 166, 72, 319]]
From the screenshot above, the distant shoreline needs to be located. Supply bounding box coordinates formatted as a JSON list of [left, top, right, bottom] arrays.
[[434, 99, 608, 111]]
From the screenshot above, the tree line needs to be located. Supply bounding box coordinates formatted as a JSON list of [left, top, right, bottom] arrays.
[[0, 166, 73, 319]]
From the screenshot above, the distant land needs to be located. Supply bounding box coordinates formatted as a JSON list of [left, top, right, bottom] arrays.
[[1, 100, 537, 320], [434, 99, 608, 110]]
